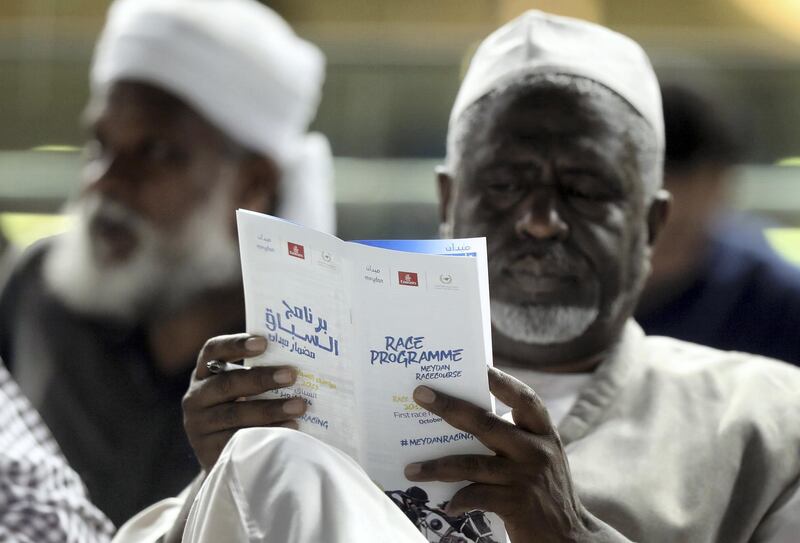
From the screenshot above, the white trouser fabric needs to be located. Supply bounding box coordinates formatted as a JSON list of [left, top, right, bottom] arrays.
[[183, 427, 427, 542]]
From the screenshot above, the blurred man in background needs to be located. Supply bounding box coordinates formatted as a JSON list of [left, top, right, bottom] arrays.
[[0, 0, 333, 526], [636, 84, 800, 365]]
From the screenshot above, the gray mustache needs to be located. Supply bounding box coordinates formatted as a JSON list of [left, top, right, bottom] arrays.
[[495, 245, 589, 277], [78, 195, 145, 233]]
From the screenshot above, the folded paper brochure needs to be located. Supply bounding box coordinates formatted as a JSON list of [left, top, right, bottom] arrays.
[[237, 209, 507, 543]]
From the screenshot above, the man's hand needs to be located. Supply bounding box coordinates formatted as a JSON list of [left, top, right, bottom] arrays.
[[182, 333, 306, 472], [404, 367, 598, 543]]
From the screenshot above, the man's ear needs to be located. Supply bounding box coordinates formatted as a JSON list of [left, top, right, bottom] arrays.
[[232, 154, 280, 216], [435, 165, 454, 225], [646, 189, 672, 246]]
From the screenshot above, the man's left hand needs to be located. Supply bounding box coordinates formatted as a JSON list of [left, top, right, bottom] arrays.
[[405, 367, 597, 543]]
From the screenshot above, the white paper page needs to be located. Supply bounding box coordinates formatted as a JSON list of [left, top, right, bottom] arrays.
[[238, 212, 506, 542], [355, 238, 494, 378], [347, 242, 506, 543], [236, 210, 359, 458]]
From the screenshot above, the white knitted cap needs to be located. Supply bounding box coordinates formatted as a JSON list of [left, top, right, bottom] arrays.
[[450, 10, 664, 150]]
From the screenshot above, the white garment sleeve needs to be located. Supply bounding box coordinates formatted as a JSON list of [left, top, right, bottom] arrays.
[[183, 427, 427, 543], [751, 481, 800, 543], [111, 495, 184, 543]]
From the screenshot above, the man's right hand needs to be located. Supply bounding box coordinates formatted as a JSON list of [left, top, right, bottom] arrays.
[[182, 333, 305, 472]]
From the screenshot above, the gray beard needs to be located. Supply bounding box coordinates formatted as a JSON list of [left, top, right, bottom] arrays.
[[491, 299, 599, 345], [43, 188, 240, 324]]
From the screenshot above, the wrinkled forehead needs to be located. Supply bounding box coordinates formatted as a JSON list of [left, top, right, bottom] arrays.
[[84, 80, 230, 147], [462, 83, 635, 167], [87, 81, 184, 120], [87, 81, 214, 132]]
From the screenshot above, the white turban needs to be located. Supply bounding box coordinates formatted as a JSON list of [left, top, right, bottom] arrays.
[[90, 0, 335, 234], [450, 10, 664, 151]]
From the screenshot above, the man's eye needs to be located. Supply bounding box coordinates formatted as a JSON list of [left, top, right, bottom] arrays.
[[564, 186, 612, 202], [566, 186, 591, 198], [560, 171, 615, 202], [487, 180, 522, 195], [147, 141, 171, 161], [141, 140, 186, 164]]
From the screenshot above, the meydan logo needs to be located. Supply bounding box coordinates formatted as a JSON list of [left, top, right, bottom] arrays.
[[439, 273, 453, 285]]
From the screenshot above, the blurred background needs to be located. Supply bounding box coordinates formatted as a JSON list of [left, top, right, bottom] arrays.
[[2, 0, 800, 256]]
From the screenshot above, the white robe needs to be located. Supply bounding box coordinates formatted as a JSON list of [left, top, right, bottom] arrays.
[[114, 322, 800, 542]]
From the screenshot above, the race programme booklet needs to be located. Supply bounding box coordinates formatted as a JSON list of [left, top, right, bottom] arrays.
[[237, 209, 507, 543]]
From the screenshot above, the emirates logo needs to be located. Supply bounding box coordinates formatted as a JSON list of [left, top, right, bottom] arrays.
[[287, 242, 305, 259], [398, 271, 419, 286]]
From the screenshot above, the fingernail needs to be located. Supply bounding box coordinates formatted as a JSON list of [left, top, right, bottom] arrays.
[[283, 398, 306, 415], [414, 386, 436, 404], [404, 463, 422, 478], [245, 336, 267, 353], [273, 369, 295, 385]]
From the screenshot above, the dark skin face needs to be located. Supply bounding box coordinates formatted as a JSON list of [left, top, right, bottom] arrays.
[[82, 80, 278, 264], [81, 80, 279, 373], [439, 86, 670, 371]]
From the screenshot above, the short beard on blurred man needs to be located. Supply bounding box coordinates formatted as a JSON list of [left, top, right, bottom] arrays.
[[43, 177, 240, 324]]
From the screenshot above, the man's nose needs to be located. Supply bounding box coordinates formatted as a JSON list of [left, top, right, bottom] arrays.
[[515, 191, 569, 241], [82, 154, 129, 199]]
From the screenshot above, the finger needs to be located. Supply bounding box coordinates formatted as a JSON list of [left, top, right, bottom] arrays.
[[195, 334, 268, 379], [186, 365, 297, 408], [445, 482, 521, 517], [404, 454, 520, 485], [413, 385, 528, 459], [488, 367, 553, 435], [192, 397, 307, 434]]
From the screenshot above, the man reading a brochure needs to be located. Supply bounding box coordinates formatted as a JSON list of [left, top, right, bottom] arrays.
[[115, 10, 800, 543]]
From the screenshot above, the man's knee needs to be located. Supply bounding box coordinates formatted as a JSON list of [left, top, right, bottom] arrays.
[[221, 427, 341, 479]]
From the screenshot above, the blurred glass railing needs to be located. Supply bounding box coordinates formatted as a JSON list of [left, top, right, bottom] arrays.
[[0, 150, 443, 242], [1, 150, 800, 265]]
